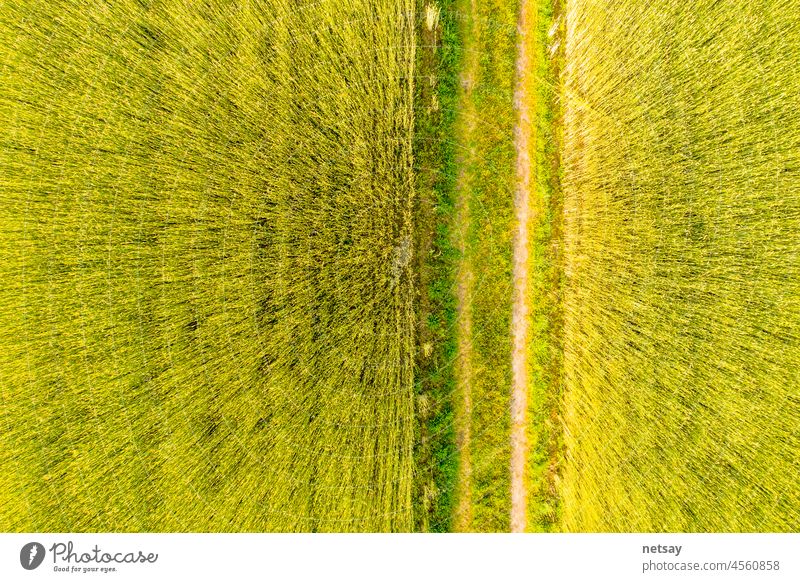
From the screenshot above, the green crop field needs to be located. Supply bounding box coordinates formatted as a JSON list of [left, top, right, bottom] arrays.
[[0, 0, 416, 532], [1, 0, 799, 535]]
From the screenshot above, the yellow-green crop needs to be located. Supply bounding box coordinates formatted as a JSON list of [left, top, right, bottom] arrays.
[[0, 0, 416, 532], [560, 0, 800, 531]]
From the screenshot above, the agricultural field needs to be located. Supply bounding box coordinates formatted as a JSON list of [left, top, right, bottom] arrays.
[[0, 0, 416, 531], [1, 0, 799, 534], [559, 0, 800, 531]]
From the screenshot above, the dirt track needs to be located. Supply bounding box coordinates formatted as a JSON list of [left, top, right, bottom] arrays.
[[510, 0, 535, 533]]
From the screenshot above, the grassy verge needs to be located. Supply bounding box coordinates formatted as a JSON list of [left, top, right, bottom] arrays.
[[414, 0, 524, 532], [449, 0, 518, 532], [412, 0, 461, 532], [522, 0, 564, 532], [0, 0, 417, 532]]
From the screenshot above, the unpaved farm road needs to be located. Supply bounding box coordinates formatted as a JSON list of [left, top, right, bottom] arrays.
[[453, 0, 534, 533], [510, 0, 535, 533]]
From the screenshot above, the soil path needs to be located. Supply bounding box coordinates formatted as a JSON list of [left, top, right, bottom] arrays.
[[510, 0, 535, 533]]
